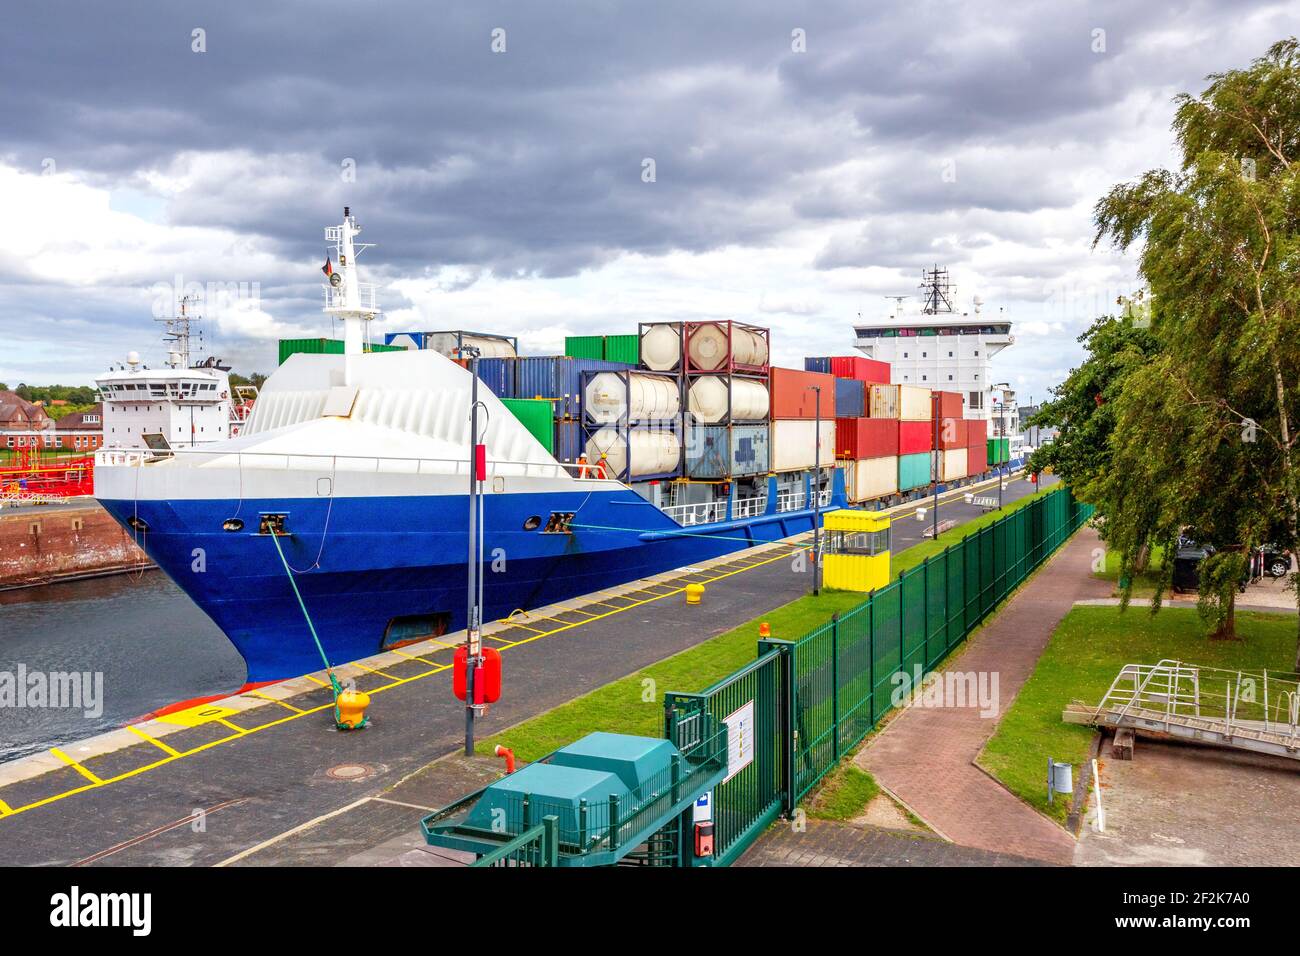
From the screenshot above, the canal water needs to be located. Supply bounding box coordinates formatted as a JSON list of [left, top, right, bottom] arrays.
[[0, 571, 245, 761]]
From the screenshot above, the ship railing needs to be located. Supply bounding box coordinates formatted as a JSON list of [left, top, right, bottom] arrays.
[[732, 495, 767, 519], [662, 500, 727, 527], [818, 487, 833, 507], [775, 489, 807, 513], [94, 447, 614, 483], [324, 283, 380, 313]]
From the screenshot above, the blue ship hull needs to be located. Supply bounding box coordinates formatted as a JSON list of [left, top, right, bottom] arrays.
[[100, 478, 845, 682]]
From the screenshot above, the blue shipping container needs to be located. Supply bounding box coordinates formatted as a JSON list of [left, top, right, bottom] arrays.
[[516, 357, 633, 419], [475, 357, 516, 398], [384, 331, 425, 350], [685, 424, 770, 479], [834, 377, 865, 418], [804, 357, 831, 373], [553, 420, 582, 462]]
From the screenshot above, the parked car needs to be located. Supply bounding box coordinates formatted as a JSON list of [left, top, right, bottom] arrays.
[[1171, 542, 1289, 592], [1257, 545, 1292, 579]]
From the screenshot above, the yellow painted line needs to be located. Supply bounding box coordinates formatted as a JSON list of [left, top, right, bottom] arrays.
[[127, 725, 181, 758], [548, 601, 599, 619], [154, 704, 240, 728], [243, 691, 305, 714], [216, 718, 248, 735], [350, 662, 398, 681], [0, 535, 809, 821], [388, 649, 439, 666], [50, 748, 103, 785], [501, 621, 549, 635], [0, 798, 12, 816]]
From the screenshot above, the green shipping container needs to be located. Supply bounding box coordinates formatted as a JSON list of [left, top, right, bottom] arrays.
[[898, 451, 932, 491], [278, 338, 404, 365], [500, 398, 555, 453], [999, 437, 1010, 463], [603, 334, 640, 365], [987, 438, 997, 465], [564, 336, 605, 360]]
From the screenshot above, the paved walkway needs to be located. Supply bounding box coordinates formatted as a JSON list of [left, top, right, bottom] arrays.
[[739, 819, 1048, 867], [857, 527, 1111, 864]]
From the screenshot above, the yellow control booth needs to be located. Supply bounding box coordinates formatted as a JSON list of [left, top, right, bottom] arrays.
[[822, 509, 892, 592]]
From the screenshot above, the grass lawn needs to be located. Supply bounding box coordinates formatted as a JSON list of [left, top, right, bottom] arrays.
[[482, 484, 1060, 763], [1093, 546, 1167, 598], [804, 765, 880, 821], [978, 605, 1298, 824]]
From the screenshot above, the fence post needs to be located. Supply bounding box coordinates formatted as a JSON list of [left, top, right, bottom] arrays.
[[831, 612, 840, 761], [759, 638, 798, 813], [542, 814, 559, 867], [608, 794, 621, 851], [868, 593, 876, 724], [922, 557, 930, 669]]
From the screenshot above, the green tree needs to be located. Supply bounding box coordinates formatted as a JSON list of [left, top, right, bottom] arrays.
[[1093, 39, 1300, 647]]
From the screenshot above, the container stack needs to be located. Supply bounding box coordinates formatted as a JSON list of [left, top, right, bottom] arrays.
[[582, 367, 684, 481], [564, 334, 641, 365], [810, 357, 893, 502], [278, 338, 406, 365], [514, 356, 633, 464], [383, 330, 518, 358], [682, 321, 772, 481], [987, 435, 1010, 468], [933, 391, 968, 482], [896, 385, 934, 491], [769, 367, 836, 474], [966, 418, 989, 475]]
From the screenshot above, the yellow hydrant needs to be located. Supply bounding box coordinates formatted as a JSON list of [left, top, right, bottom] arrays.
[[685, 583, 705, 605], [336, 688, 371, 729]]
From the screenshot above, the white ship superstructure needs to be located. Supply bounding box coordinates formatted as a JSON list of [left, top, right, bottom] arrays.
[[852, 267, 1014, 421]]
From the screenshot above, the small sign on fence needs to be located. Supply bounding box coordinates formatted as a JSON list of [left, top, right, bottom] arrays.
[[722, 699, 755, 783]]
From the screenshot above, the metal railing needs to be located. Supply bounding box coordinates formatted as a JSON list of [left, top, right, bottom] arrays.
[[663, 500, 727, 526], [733, 495, 767, 519], [775, 489, 807, 513], [94, 445, 610, 483], [324, 282, 379, 313]]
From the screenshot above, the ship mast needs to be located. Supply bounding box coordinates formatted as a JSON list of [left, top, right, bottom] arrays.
[[158, 295, 199, 369], [918, 265, 956, 315], [323, 206, 381, 384]]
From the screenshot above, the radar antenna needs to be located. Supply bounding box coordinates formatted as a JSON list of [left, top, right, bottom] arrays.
[[919, 265, 955, 315]]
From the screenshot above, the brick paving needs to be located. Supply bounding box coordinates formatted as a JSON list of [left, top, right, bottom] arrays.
[[739, 819, 1049, 866], [856, 526, 1112, 865]]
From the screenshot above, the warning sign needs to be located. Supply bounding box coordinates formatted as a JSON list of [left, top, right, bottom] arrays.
[[722, 699, 755, 783]]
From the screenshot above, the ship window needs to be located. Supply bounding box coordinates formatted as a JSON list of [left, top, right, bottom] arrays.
[[382, 613, 451, 651], [223, 518, 244, 532], [523, 515, 542, 531]]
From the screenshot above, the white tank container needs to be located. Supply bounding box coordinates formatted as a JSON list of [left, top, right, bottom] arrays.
[[898, 385, 933, 421], [584, 371, 681, 424], [425, 332, 517, 359], [687, 322, 769, 371], [770, 419, 835, 472], [847, 456, 900, 502], [687, 376, 770, 424], [640, 323, 683, 372], [586, 426, 681, 479]]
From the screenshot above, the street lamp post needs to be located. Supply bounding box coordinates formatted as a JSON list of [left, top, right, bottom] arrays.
[[463, 346, 484, 756]]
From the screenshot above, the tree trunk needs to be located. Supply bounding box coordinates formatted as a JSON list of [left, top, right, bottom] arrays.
[[1211, 586, 1237, 641], [1135, 543, 1150, 573]]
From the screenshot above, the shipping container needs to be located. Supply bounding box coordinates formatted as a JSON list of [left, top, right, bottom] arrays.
[[422, 331, 518, 359], [499, 398, 555, 453], [583, 370, 682, 425], [834, 378, 866, 418], [770, 419, 836, 472], [967, 440, 988, 475], [936, 416, 968, 450], [803, 357, 831, 374], [846, 456, 900, 502], [966, 418, 988, 447], [834, 417, 899, 459], [474, 356, 516, 398], [898, 384, 933, 421], [639, 322, 684, 372], [585, 423, 682, 481], [936, 390, 963, 421], [868, 384, 900, 418], [383, 332, 423, 350], [937, 447, 968, 482], [554, 420, 583, 462], [830, 355, 891, 384], [278, 338, 405, 365], [898, 451, 932, 491], [687, 375, 770, 424], [563, 335, 605, 360], [517, 357, 632, 419], [684, 424, 770, 479], [898, 420, 932, 455], [769, 367, 837, 419], [999, 437, 1010, 463], [685, 321, 770, 374], [604, 334, 640, 365]]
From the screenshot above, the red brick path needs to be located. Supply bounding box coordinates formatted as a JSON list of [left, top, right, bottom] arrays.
[[858, 527, 1111, 865]]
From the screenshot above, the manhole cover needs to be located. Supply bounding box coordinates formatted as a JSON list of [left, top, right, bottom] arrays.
[[327, 763, 373, 781]]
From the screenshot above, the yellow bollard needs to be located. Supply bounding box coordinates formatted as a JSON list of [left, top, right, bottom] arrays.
[[685, 583, 705, 605], [336, 688, 371, 729]]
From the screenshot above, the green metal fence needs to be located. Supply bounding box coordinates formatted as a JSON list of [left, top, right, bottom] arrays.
[[663, 485, 1094, 864]]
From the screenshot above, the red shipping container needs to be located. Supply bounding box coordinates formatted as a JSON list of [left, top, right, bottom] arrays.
[[936, 390, 963, 421], [936, 416, 967, 450], [830, 355, 892, 384], [898, 420, 932, 455], [835, 417, 899, 459], [966, 440, 988, 475], [769, 367, 837, 419], [965, 418, 988, 446]]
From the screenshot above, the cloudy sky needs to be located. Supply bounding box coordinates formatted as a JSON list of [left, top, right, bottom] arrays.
[[0, 0, 1292, 402]]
